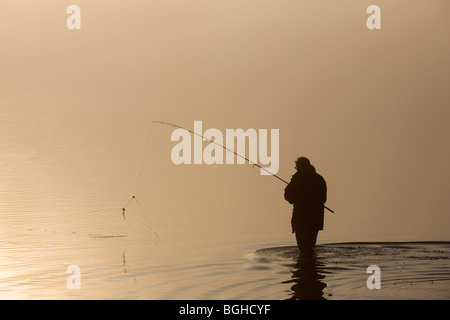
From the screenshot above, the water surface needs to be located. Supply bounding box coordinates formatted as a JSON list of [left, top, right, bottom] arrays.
[[1, 97, 449, 299]]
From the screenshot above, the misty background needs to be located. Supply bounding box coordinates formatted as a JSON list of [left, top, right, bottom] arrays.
[[1, 0, 449, 243]]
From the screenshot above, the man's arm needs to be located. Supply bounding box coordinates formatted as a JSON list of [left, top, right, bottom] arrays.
[[284, 175, 298, 204], [320, 176, 327, 204]]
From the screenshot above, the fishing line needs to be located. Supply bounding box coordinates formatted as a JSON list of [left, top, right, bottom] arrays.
[[134, 121, 155, 195], [122, 121, 155, 220], [122, 120, 333, 220], [121, 194, 159, 237], [120, 119, 160, 238]]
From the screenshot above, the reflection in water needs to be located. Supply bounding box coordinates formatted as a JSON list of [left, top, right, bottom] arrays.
[[122, 250, 127, 274], [285, 255, 329, 300]]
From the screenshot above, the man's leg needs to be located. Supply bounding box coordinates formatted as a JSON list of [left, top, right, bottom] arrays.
[[295, 228, 312, 256], [309, 228, 319, 248], [297, 228, 318, 257], [295, 230, 304, 252]]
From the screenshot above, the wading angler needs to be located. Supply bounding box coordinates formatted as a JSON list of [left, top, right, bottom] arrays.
[[170, 120, 280, 175]]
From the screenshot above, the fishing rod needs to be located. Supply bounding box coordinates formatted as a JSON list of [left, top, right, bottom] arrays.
[[153, 120, 285, 181], [153, 120, 334, 213]]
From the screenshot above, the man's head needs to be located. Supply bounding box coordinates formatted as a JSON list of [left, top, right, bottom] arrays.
[[295, 157, 311, 171]]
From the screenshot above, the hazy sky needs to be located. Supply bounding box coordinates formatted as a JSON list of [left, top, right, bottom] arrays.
[[1, 1, 449, 241]]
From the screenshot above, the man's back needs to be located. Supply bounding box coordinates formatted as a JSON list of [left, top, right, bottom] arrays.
[[284, 164, 327, 230]]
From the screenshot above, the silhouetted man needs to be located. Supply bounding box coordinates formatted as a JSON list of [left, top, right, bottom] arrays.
[[284, 157, 327, 257]]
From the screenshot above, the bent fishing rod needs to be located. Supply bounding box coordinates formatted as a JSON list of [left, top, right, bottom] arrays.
[[153, 120, 334, 214]]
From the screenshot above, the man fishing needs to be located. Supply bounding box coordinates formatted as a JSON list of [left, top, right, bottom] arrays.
[[284, 157, 327, 257]]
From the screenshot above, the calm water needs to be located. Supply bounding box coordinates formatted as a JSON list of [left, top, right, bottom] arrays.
[[1, 97, 449, 299]]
